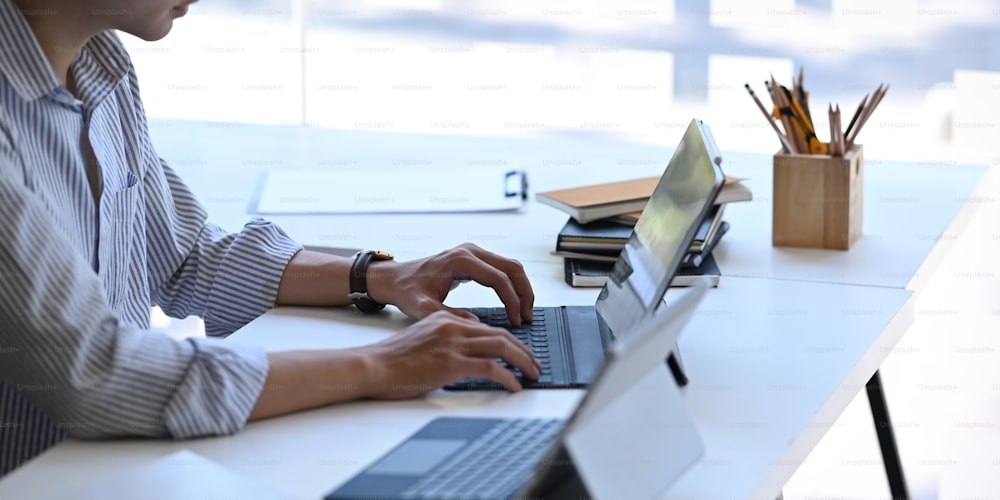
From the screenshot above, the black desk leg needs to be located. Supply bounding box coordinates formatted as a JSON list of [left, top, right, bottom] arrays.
[[866, 370, 909, 500]]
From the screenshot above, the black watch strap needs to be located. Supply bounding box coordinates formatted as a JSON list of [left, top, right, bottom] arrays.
[[348, 250, 393, 313]]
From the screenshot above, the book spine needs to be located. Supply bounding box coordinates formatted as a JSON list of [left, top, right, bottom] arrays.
[[563, 259, 575, 287]]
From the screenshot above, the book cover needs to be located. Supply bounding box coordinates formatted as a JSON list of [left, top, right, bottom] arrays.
[[607, 180, 749, 226], [535, 177, 655, 224], [564, 253, 722, 288], [537, 175, 750, 224], [553, 220, 729, 268], [556, 205, 725, 254], [555, 218, 631, 252], [550, 249, 621, 263]]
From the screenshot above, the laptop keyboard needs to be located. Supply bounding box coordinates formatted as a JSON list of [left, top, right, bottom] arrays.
[[399, 418, 563, 499], [447, 307, 554, 389]]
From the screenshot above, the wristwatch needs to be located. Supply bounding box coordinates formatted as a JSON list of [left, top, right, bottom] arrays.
[[348, 249, 394, 313]]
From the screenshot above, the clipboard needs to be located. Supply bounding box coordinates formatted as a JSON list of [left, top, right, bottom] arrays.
[[253, 168, 528, 214]]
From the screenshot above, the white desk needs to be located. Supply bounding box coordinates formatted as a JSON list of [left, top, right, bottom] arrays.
[[0, 273, 913, 500], [221, 276, 916, 499], [146, 120, 985, 280], [0, 122, 988, 499]]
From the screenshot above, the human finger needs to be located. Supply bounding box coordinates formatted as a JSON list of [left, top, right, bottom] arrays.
[[455, 357, 524, 392], [447, 252, 526, 326], [457, 244, 535, 323], [453, 335, 540, 381], [408, 298, 481, 322]]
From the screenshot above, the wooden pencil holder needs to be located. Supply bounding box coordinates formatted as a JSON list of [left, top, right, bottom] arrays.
[[772, 145, 864, 250]]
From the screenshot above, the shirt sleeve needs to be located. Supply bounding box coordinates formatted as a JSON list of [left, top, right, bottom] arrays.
[[144, 158, 302, 337], [113, 29, 301, 337], [0, 173, 269, 440]]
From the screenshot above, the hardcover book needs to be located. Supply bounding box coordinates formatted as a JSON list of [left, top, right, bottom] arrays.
[[536, 175, 750, 224], [554, 206, 728, 268], [564, 253, 722, 288]]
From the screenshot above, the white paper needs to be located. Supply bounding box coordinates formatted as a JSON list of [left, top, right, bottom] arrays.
[[255, 168, 527, 214]]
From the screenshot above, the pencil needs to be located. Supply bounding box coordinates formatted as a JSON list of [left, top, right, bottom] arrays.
[[830, 104, 846, 156], [843, 94, 868, 140], [828, 104, 836, 157], [870, 83, 889, 110], [770, 75, 807, 154], [796, 67, 812, 124], [783, 84, 815, 135], [838, 104, 846, 156], [777, 81, 821, 153], [846, 86, 878, 148], [781, 84, 828, 154], [745, 83, 795, 154], [846, 83, 888, 149]]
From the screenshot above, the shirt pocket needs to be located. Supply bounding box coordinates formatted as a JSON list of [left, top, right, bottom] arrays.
[[98, 171, 140, 315]]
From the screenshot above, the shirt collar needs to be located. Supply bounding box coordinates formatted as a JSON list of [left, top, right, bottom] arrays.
[[72, 32, 131, 109], [0, 0, 131, 105]]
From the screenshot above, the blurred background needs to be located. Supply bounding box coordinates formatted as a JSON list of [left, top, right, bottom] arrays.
[[125, 0, 999, 161], [125, 1, 999, 498]]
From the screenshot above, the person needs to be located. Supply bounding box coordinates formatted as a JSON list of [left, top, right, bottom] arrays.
[[0, 0, 541, 477]]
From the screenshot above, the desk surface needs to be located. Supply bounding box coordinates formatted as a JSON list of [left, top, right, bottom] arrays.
[[0, 122, 988, 499], [0, 274, 913, 500], [154, 121, 987, 292], [229, 275, 917, 500]]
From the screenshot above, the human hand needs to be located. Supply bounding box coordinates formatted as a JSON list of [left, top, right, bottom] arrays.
[[367, 243, 535, 326], [357, 311, 543, 398]]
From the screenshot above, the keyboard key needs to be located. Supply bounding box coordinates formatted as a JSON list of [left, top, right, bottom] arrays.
[[445, 306, 559, 390], [399, 417, 564, 498]]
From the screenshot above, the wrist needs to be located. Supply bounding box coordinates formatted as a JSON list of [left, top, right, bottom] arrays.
[[364, 259, 397, 306], [313, 349, 379, 403], [348, 250, 394, 312], [352, 346, 383, 398]]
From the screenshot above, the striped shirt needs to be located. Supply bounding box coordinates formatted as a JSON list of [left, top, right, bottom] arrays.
[[0, 0, 301, 477]]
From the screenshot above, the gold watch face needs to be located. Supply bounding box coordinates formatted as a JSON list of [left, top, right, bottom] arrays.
[[368, 249, 394, 261]]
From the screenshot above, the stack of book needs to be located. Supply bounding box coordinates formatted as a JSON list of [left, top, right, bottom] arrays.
[[536, 175, 752, 288]]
